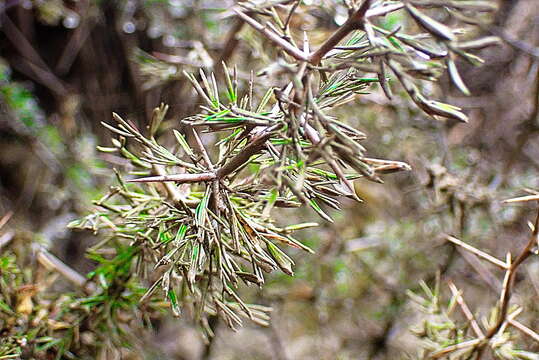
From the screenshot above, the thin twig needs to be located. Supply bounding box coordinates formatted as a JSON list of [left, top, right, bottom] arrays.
[[283, 0, 301, 31], [150, 164, 192, 209], [509, 319, 539, 343], [485, 208, 539, 338], [216, 18, 245, 75], [233, 9, 309, 62], [1, 14, 67, 96], [429, 338, 483, 358], [0, 230, 15, 250], [35, 246, 96, 294], [0, 211, 13, 230], [365, 3, 404, 18], [128, 172, 216, 183], [503, 194, 539, 203], [489, 26, 539, 58], [216, 124, 281, 178], [448, 281, 485, 338], [309, 0, 371, 64], [189, 127, 214, 170], [444, 235, 509, 270]]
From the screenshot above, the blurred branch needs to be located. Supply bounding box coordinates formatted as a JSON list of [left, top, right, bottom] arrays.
[[0, 210, 13, 231], [56, 0, 96, 75], [216, 18, 245, 71], [1, 13, 67, 96], [489, 26, 539, 58], [35, 245, 96, 294], [0, 230, 15, 250], [509, 318, 539, 343]]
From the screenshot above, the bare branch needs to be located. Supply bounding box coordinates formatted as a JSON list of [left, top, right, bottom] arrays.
[[509, 319, 539, 343], [233, 9, 309, 62], [448, 281, 485, 338], [444, 235, 509, 270], [503, 194, 539, 203], [129, 172, 216, 183], [217, 124, 281, 179], [309, 0, 372, 64], [485, 207, 539, 338], [0, 211, 13, 231], [35, 246, 96, 294]]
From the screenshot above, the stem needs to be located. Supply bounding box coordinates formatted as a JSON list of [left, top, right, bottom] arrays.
[[189, 127, 214, 170], [309, 0, 371, 64], [233, 9, 309, 62], [216, 124, 281, 179], [128, 172, 216, 183], [35, 246, 96, 294], [151, 164, 193, 209], [485, 208, 539, 338]]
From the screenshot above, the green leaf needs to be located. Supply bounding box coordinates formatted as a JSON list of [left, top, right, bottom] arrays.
[[0, 300, 14, 315], [266, 242, 294, 276], [195, 190, 210, 226], [167, 289, 181, 317], [309, 199, 334, 223], [36, 338, 63, 352]]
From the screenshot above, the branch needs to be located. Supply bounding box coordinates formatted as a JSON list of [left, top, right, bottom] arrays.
[[216, 124, 281, 179], [444, 235, 509, 270], [1, 14, 68, 97], [485, 208, 539, 338], [128, 172, 216, 183], [149, 164, 199, 209], [509, 318, 539, 343], [429, 338, 483, 359], [0, 230, 15, 250], [233, 9, 309, 62], [235, 0, 399, 66], [189, 127, 214, 170], [365, 3, 404, 18], [448, 281, 485, 339], [35, 246, 96, 294], [216, 18, 245, 70], [503, 194, 539, 203], [309, 0, 372, 64], [0, 211, 13, 231]]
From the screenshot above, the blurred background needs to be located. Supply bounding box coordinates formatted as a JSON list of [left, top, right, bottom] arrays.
[[1, 0, 539, 359]]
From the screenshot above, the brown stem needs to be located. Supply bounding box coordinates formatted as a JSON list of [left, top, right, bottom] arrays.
[[309, 0, 372, 64], [485, 208, 539, 338], [216, 124, 281, 179], [35, 246, 96, 294], [235, 1, 401, 68], [233, 9, 309, 62], [189, 127, 214, 170], [150, 164, 193, 210], [128, 172, 216, 183], [283, 0, 301, 31]]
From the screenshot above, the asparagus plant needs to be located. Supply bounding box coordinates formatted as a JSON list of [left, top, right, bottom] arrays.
[[69, 0, 500, 344]]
